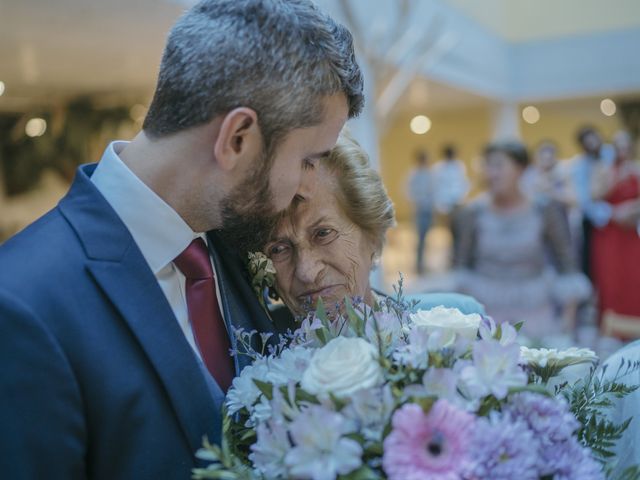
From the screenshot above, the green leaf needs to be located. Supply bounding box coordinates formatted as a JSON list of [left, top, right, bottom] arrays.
[[340, 465, 383, 480], [252, 379, 274, 401], [344, 297, 365, 337]]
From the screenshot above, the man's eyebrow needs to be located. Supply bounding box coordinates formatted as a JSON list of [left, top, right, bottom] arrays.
[[308, 150, 331, 159]]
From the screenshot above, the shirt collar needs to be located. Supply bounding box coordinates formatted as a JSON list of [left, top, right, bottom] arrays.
[[91, 141, 202, 274]]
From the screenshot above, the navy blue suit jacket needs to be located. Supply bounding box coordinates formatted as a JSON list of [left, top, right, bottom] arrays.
[[0, 164, 275, 479]]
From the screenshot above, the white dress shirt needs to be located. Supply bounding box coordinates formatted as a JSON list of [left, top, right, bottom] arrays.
[[91, 141, 226, 359]]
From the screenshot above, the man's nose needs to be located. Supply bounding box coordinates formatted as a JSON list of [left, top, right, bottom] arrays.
[[295, 166, 318, 201]]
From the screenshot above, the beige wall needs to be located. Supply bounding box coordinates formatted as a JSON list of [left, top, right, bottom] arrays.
[[380, 98, 626, 222], [445, 0, 640, 41], [518, 99, 624, 158], [380, 106, 493, 223]]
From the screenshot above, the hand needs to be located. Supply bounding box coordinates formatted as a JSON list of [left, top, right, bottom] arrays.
[[612, 199, 640, 228]]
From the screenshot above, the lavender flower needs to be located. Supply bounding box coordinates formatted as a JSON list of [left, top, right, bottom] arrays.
[[249, 419, 291, 478], [460, 338, 527, 400], [505, 392, 603, 478], [284, 405, 363, 480], [467, 412, 539, 480], [505, 392, 579, 446], [540, 436, 605, 480]]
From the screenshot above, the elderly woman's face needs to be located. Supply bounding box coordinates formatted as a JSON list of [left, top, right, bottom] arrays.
[[265, 169, 375, 315]]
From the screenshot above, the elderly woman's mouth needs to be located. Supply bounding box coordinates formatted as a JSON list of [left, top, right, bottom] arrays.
[[297, 285, 345, 303]]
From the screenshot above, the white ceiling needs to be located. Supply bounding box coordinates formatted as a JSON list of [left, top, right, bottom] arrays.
[[0, 0, 183, 110], [1, 0, 639, 113]]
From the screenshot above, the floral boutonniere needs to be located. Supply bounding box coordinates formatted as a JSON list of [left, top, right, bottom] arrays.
[[247, 252, 277, 310]]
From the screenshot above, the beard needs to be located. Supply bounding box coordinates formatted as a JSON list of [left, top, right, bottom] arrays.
[[217, 151, 280, 255]]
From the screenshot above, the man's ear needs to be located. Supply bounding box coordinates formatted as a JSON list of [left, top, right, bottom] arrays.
[[214, 107, 261, 171]]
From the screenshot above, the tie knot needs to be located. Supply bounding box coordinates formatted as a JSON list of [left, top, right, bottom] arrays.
[[174, 238, 213, 280]]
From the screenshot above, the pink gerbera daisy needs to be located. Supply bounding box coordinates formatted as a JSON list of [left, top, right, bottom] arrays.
[[382, 400, 475, 480]]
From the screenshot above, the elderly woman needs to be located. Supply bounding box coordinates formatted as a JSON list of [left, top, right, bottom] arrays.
[[263, 131, 483, 325]]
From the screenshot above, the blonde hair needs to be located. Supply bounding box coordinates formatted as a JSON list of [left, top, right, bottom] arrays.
[[323, 130, 396, 256]]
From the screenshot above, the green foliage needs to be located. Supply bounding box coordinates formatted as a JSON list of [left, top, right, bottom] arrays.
[[562, 359, 640, 469], [609, 465, 640, 480], [192, 409, 257, 480]]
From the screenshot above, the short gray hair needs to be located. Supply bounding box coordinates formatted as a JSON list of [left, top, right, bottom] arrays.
[[143, 0, 364, 153], [324, 131, 396, 256]]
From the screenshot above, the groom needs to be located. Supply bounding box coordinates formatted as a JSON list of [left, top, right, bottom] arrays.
[[0, 0, 363, 478]]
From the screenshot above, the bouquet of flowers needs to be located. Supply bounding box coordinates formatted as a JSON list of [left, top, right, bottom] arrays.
[[194, 285, 639, 480]]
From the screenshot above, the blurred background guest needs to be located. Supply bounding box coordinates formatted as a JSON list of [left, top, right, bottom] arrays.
[[432, 144, 469, 216], [568, 126, 615, 278], [521, 141, 571, 207], [591, 131, 640, 339], [431, 144, 469, 255], [406, 149, 433, 274], [453, 141, 591, 341]]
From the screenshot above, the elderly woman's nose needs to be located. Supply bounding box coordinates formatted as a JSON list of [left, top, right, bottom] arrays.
[[295, 248, 323, 283]]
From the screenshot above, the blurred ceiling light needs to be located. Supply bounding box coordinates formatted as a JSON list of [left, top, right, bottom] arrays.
[[130, 104, 147, 122], [600, 98, 616, 116], [522, 106, 540, 124], [25, 118, 47, 138], [0, 81, 5, 96], [410, 115, 432, 135]]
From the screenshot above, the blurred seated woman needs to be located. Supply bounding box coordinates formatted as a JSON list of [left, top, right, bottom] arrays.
[[263, 132, 484, 326], [453, 141, 590, 342]]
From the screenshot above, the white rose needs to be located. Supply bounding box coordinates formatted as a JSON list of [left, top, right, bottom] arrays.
[[301, 337, 383, 398], [409, 306, 481, 348]]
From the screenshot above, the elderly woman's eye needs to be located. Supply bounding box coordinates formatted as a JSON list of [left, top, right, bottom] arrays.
[[267, 243, 291, 261], [314, 228, 338, 245]]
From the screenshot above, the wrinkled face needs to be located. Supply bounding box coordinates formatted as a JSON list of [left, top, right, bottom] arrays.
[[265, 168, 375, 315], [484, 151, 524, 199], [219, 94, 348, 253]]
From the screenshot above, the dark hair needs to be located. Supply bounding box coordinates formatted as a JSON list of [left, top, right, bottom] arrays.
[[442, 144, 456, 159], [143, 0, 364, 155], [484, 140, 529, 169], [576, 125, 598, 146]]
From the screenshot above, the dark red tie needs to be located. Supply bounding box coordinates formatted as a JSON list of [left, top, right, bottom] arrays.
[[174, 238, 234, 392]]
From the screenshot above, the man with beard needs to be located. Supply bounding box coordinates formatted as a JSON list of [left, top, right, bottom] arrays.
[[0, 1, 363, 478]]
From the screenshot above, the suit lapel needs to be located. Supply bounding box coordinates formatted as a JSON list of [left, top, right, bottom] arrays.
[[59, 165, 221, 452], [207, 231, 277, 371]]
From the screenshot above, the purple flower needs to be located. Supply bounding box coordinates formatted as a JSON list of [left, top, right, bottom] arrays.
[[467, 412, 539, 480], [504, 392, 605, 478], [382, 401, 475, 480], [540, 436, 605, 480], [505, 392, 579, 447]]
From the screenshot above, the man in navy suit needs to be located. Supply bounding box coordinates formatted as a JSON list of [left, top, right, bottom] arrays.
[[0, 0, 363, 478]]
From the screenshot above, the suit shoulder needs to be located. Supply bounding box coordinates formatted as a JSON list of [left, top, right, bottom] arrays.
[[0, 207, 84, 293]]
